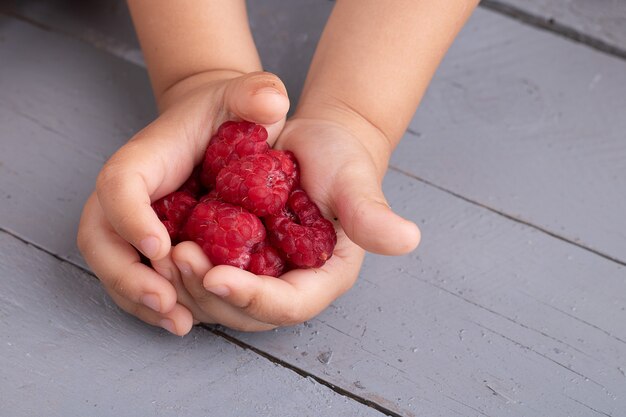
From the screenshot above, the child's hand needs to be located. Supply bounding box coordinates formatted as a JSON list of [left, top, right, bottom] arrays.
[[168, 113, 421, 331], [77, 72, 290, 335]]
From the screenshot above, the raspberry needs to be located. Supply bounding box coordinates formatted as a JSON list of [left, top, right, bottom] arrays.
[[198, 189, 220, 203], [152, 121, 336, 274], [265, 189, 337, 269], [201, 121, 269, 187], [216, 150, 298, 216], [277, 150, 299, 186], [177, 165, 205, 197], [248, 240, 286, 277], [151, 191, 198, 244], [181, 200, 265, 269]]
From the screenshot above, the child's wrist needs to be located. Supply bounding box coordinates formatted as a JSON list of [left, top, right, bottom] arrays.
[[294, 96, 394, 170], [156, 69, 248, 113]]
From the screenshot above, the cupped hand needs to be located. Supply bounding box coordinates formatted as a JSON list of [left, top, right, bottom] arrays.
[[171, 114, 421, 331], [77, 72, 290, 335]]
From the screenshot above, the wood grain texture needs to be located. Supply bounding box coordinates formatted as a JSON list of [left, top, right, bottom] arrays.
[[0, 16, 156, 266], [1, 0, 332, 105], [226, 169, 626, 417], [490, 0, 626, 52], [0, 232, 385, 417], [5, 3, 625, 266], [0, 4, 328, 264], [248, 0, 332, 108], [2, 6, 626, 417], [0, 0, 143, 64], [393, 8, 626, 264]]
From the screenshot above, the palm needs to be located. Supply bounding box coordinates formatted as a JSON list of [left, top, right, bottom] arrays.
[[273, 118, 375, 298], [171, 114, 418, 330], [279, 118, 383, 203], [170, 117, 382, 329]]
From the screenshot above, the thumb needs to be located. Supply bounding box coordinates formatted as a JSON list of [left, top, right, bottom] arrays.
[[332, 167, 421, 255], [223, 71, 290, 143]]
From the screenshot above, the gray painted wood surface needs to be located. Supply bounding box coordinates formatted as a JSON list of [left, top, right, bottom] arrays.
[[4, 2, 626, 264], [0, 15, 155, 266], [0, 232, 385, 417], [1, 0, 143, 64], [228, 169, 626, 417], [1, 3, 626, 417], [0, 2, 329, 264], [1, 0, 332, 107], [491, 0, 626, 52], [393, 8, 626, 264]]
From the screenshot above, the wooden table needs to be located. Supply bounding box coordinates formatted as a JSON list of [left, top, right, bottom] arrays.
[[1, 1, 625, 415]]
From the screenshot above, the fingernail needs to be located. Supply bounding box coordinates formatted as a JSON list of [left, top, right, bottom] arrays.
[[253, 87, 281, 96], [175, 261, 191, 277], [206, 285, 230, 298], [139, 236, 160, 258], [160, 319, 177, 335], [141, 293, 161, 312]]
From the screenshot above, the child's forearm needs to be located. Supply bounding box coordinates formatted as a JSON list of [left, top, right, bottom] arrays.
[[296, 0, 478, 147], [127, 0, 262, 111]]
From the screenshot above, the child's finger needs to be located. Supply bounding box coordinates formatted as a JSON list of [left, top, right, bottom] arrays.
[[96, 73, 290, 260], [172, 242, 276, 332], [95, 73, 288, 260], [94, 113, 200, 261], [223, 71, 289, 145], [200, 264, 350, 327], [96, 167, 172, 260], [171, 241, 214, 307], [95, 116, 201, 261], [151, 252, 182, 285], [332, 161, 421, 255], [151, 251, 209, 320], [109, 293, 194, 336], [78, 194, 178, 314]]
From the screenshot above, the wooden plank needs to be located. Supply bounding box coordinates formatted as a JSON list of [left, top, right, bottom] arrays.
[[0, 16, 156, 266], [0, 0, 143, 64], [487, 0, 626, 53], [7, 0, 626, 100], [393, 7, 626, 263], [2, 8, 626, 417], [226, 169, 626, 417], [1, 0, 333, 103], [5, 3, 626, 266], [247, 1, 333, 106], [0, 3, 331, 264], [0, 231, 385, 417]]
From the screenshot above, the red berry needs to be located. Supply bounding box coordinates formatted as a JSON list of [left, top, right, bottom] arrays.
[[248, 240, 286, 277], [216, 150, 297, 216], [265, 189, 337, 269], [198, 189, 220, 203], [181, 200, 265, 269], [177, 165, 205, 197], [160, 121, 336, 273], [201, 121, 269, 187], [283, 150, 300, 186], [151, 191, 198, 244]]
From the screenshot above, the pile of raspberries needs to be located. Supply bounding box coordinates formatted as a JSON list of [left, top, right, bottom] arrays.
[[151, 121, 337, 277]]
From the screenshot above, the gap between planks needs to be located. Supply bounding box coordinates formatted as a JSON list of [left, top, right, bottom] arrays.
[[209, 328, 404, 417], [4, 153, 626, 412], [4, 1, 626, 68], [0, 226, 401, 417], [480, 0, 626, 61], [2, 6, 626, 411], [0, 9, 145, 66], [389, 165, 626, 269], [3, 5, 626, 266]]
